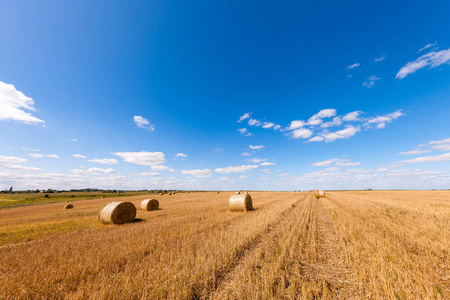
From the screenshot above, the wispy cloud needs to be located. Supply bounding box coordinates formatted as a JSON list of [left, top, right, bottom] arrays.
[[180, 169, 212, 178], [374, 55, 386, 62], [398, 149, 432, 155], [150, 165, 170, 171], [71, 168, 115, 175], [0, 81, 44, 125], [260, 162, 275, 166], [346, 63, 360, 69], [321, 126, 360, 142], [342, 111, 362, 122], [417, 42, 438, 53], [238, 128, 251, 137], [215, 165, 258, 174], [72, 154, 86, 158], [237, 112, 251, 123], [396, 48, 450, 79], [174, 153, 188, 160], [0, 155, 41, 172], [114, 151, 165, 166], [362, 75, 381, 88], [249, 145, 265, 150], [307, 108, 336, 126], [248, 158, 267, 163], [248, 118, 262, 126], [88, 158, 119, 165], [70, 138, 78, 142], [133, 115, 155, 130], [398, 152, 450, 164], [28, 153, 59, 159], [364, 110, 404, 129], [311, 158, 361, 167]]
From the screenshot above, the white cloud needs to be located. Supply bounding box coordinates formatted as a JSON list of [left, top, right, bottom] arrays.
[[175, 153, 188, 160], [114, 151, 165, 166], [396, 48, 450, 79], [260, 162, 275, 166], [418, 42, 438, 53], [322, 126, 360, 142], [72, 154, 86, 158], [134, 172, 160, 176], [70, 138, 78, 142], [88, 158, 119, 165], [262, 122, 274, 128], [291, 128, 313, 139], [249, 145, 265, 150], [363, 75, 381, 88], [133, 115, 155, 130], [398, 150, 432, 155], [307, 108, 336, 125], [248, 158, 267, 163], [29, 153, 59, 159], [248, 118, 262, 126], [215, 165, 259, 174], [71, 168, 116, 175], [238, 112, 251, 123], [150, 165, 170, 171], [180, 169, 213, 178], [0, 81, 44, 125], [308, 136, 324, 142], [374, 55, 386, 62], [239, 175, 249, 179], [287, 120, 306, 130], [273, 125, 281, 130], [398, 152, 450, 164], [22, 147, 40, 152], [238, 128, 251, 136], [321, 117, 342, 128], [260, 169, 272, 174], [241, 152, 252, 156], [342, 111, 362, 122], [364, 110, 404, 129], [0, 155, 41, 172], [346, 63, 360, 69]]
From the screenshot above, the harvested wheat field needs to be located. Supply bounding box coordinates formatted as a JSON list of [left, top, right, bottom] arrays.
[[0, 191, 449, 299]]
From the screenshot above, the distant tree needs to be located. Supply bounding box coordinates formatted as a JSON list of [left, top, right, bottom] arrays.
[[9, 186, 13, 192]]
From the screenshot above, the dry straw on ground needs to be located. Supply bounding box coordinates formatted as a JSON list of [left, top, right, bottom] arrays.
[[141, 199, 159, 211], [229, 194, 253, 211], [64, 204, 73, 209], [99, 202, 136, 225]]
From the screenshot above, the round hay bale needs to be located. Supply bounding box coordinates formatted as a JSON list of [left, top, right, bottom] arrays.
[[318, 190, 325, 198], [236, 191, 240, 194], [168, 192, 172, 195], [65, 204, 73, 209], [160, 193, 163, 195], [229, 194, 253, 212], [99, 202, 136, 225], [141, 199, 159, 211], [217, 191, 220, 194]]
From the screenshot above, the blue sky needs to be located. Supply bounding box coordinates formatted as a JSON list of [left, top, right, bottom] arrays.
[[1, 0, 450, 190]]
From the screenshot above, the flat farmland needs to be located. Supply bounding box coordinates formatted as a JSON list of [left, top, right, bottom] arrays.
[[0, 191, 449, 299]]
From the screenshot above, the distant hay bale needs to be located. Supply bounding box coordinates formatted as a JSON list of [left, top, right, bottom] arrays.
[[65, 204, 73, 209], [236, 191, 240, 194], [99, 202, 136, 225], [141, 199, 159, 211], [318, 190, 325, 198], [229, 194, 253, 212], [160, 193, 163, 195], [217, 191, 220, 194], [169, 192, 172, 195]]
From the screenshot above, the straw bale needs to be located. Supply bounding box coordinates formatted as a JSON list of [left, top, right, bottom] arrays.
[[229, 194, 253, 211], [65, 204, 73, 209], [99, 202, 136, 225], [141, 199, 159, 211]]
